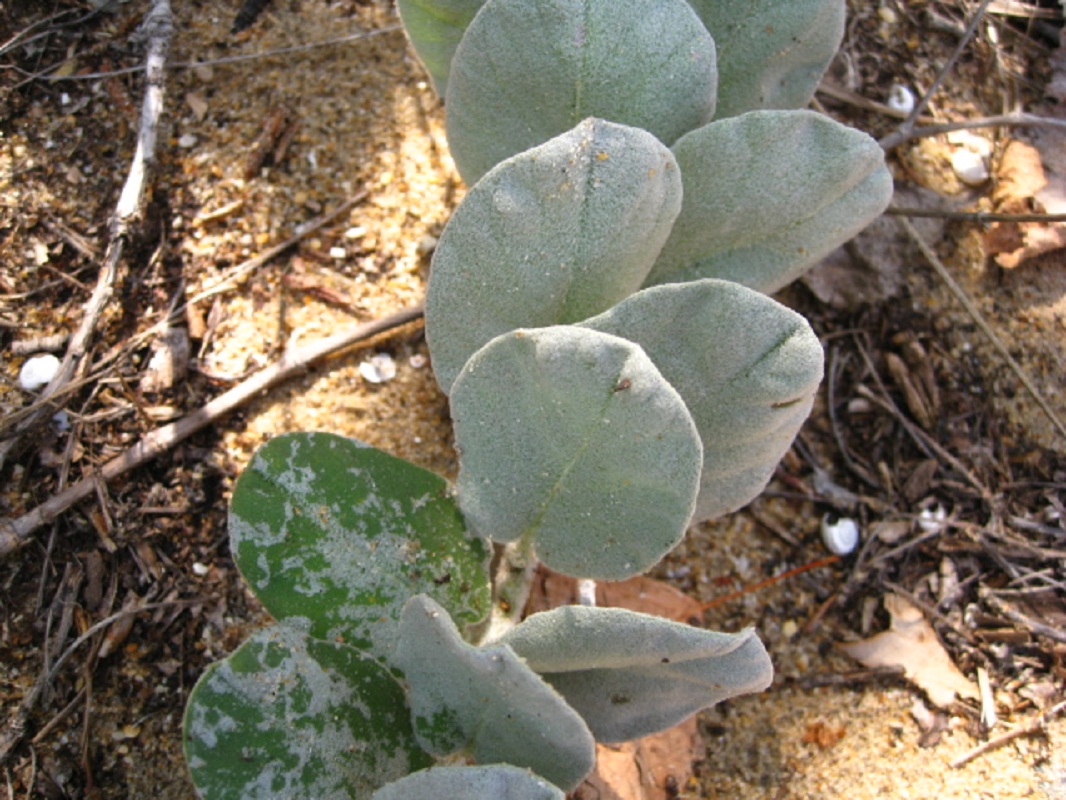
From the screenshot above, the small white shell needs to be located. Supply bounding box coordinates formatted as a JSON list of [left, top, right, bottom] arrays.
[[918, 505, 947, 533], [19, 353, 61, 391], [887, 84, 916, 115], [359, 353, 397, 384], [951, 149, 989, 186], [821, 515, 860, 555]]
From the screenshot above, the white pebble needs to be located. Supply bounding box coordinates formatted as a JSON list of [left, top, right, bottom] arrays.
[[19, 353, 60, 391], [409, 354, 427, 369], [192, 562, 210, 576], [821, 515, 860, 555], [359, 353, 397, 384], [887, 84, 916, 115], [177, 133, 198, 149], [329, 246, 347, 259]]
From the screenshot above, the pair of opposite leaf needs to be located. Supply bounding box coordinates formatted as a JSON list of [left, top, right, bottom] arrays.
[[185, 435, 772, 798], [393, 593, 771, 792], [399, 0, 848, 182], [427, 111, 888, 581]]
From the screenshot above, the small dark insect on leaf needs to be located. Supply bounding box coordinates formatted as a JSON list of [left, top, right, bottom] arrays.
[[609, 693, 631, 705], [613, 378, 631, 392]]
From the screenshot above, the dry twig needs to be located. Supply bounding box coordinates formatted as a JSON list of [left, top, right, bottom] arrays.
[[0, 598, 199, 766], [880, 0, 993, 150], [950, 699, 1066, 768], [0, 0, 174, 470], [897, 217, 1066, 442], [888, 206, 1066, 224], [0, 304, 425, 559]]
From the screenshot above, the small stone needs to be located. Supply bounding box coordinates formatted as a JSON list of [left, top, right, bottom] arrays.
[[185, 91, 209, 121], [417, 234, 438, 256], [329, 246, 347, 259], [177, 133, 198, 149], [191, 63, 214, 82]]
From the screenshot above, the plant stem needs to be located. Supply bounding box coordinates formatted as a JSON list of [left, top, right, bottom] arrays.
[[477, 535, 539, 644]]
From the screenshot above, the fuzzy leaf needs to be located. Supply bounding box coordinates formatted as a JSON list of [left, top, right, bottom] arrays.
[[445, 0, 717, 183], [373, 765, 565, 800], [500, 606, 773, 742], [687, 0, 845, 118], [451, 327, 702, 580], [184, 623, 430, 799], [581, 279, 823, 522], [644, 110, 893, 294], [229, 433, 490, 661], [393, 595, 596, 792], [396, 0, 485, 96], [426, 118, 682, 394]]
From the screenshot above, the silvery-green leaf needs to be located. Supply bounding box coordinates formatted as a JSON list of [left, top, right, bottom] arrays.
[[184, 623, 430, 799], [445, 0, 717, 183], [500, 605, 772, 742], [393, 595, 595, 792], [229, 433, 490, 661], [426, 118, 682, 394], [581, 279, 823, 522], [397, 0, 485, 96], [373, 765, 565, 800], [451, 327, 701, 580], [687, 0, 845, 118], [644, 110, 893, 294]]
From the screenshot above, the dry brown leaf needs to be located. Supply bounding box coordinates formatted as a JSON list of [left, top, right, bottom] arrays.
[[574, 719, 700, 800], [993, 140, 1048, 207], [991, 224, 1066, 269], [987, 139, 1066, 269], [838, 593, 978, 708]]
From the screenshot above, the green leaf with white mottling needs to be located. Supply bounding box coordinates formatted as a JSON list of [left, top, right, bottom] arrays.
[[426, 118, 682, 395], [394, 595, 596, 792], [500, 606, 772, 743], [445, 0, 717, 184], [229, 433, 491, 661], [451, 327, 701, 581], [397, 0, 485, 96], [644, 110, 893, 293], [581, 279, 823, 522], [687, 0, 845, 118], [373, 765, 565, 800], [184, 623, 431, 799]]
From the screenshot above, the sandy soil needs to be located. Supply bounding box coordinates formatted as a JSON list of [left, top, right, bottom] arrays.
[[1, 1, 1064, 798]]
